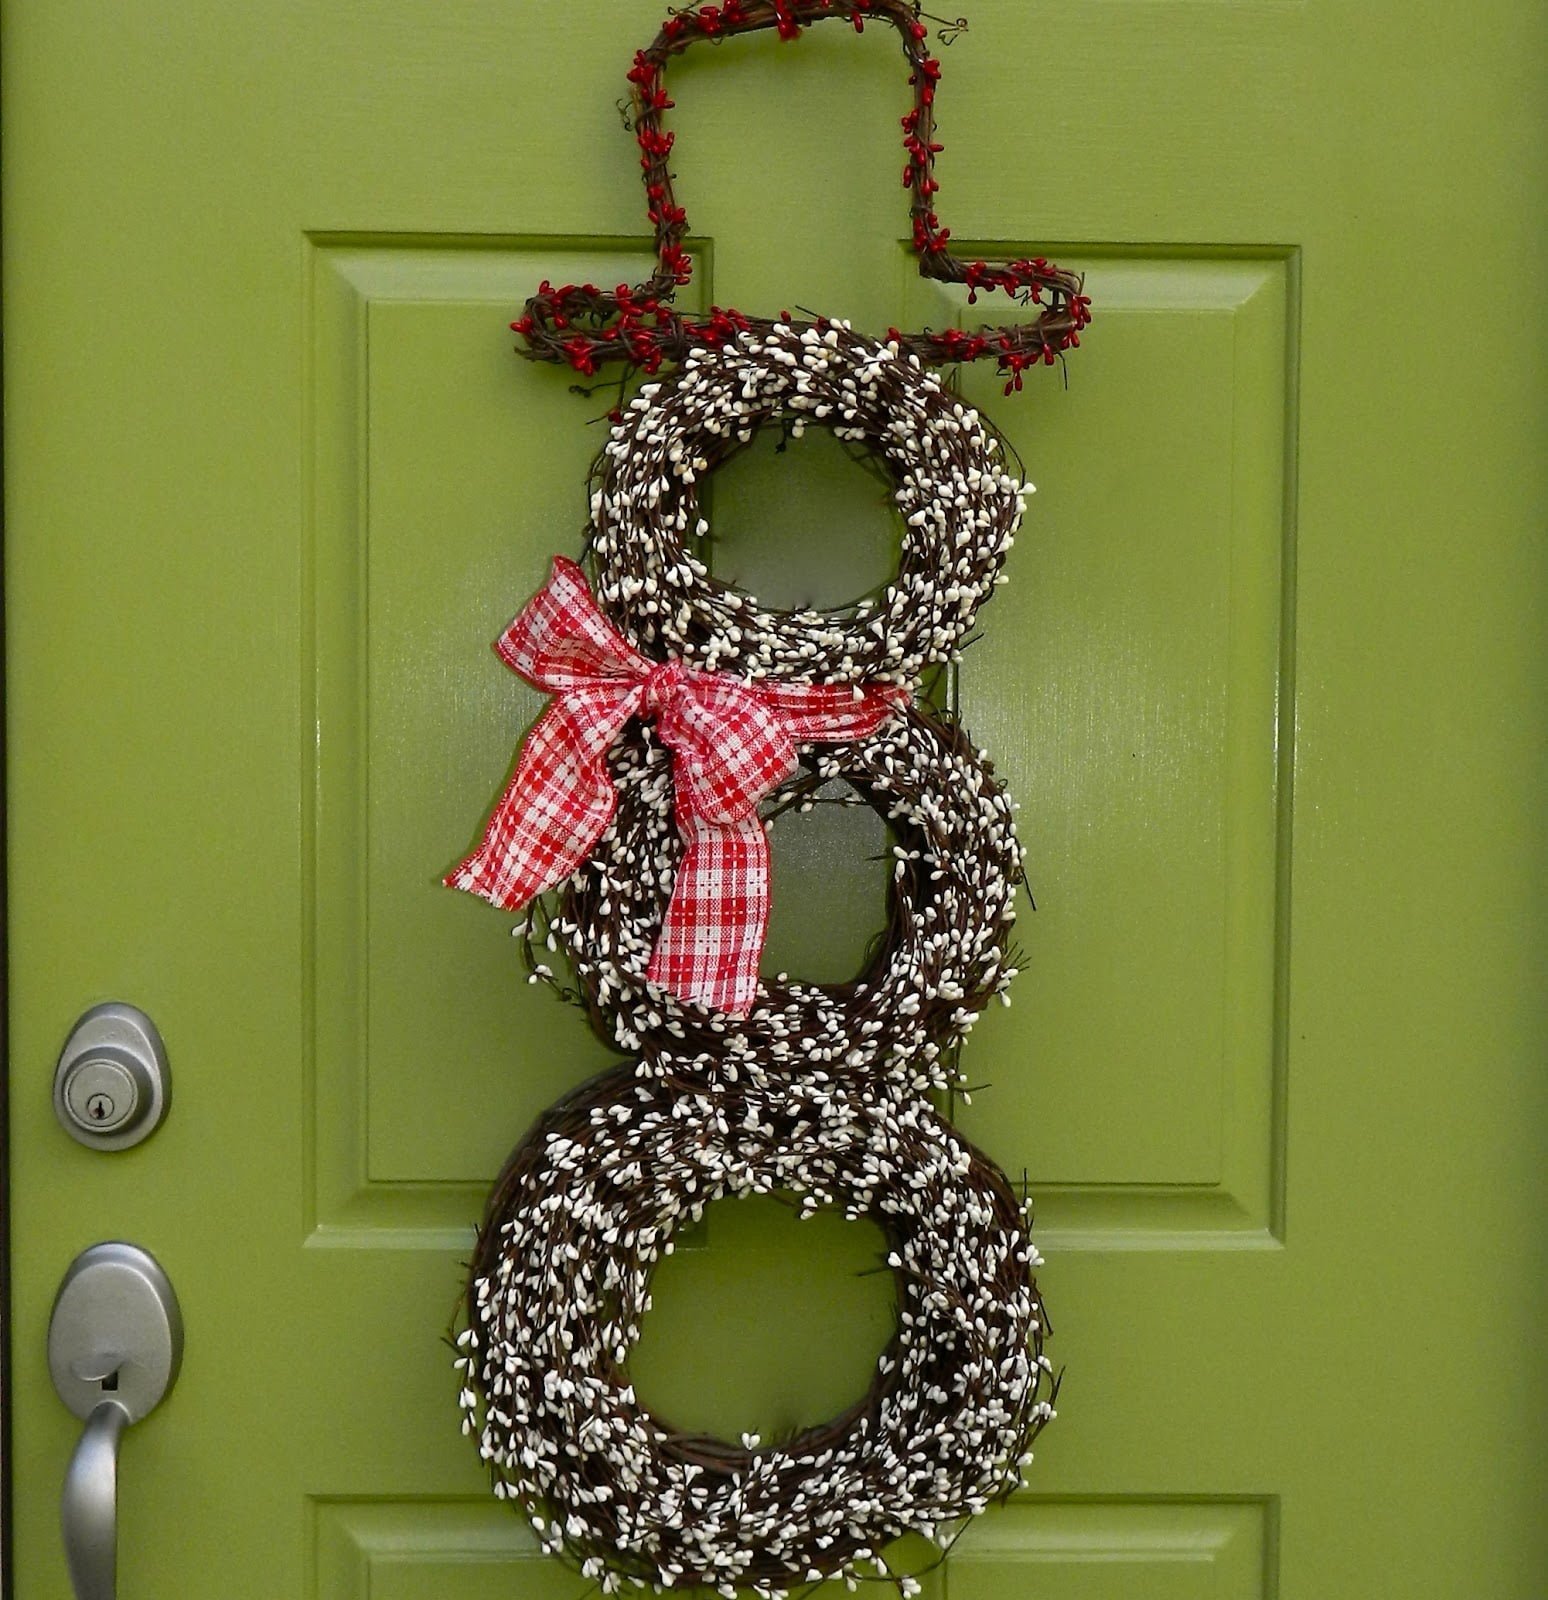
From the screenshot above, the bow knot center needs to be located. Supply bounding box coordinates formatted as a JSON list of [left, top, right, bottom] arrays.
[[642, 660, 688, 717]]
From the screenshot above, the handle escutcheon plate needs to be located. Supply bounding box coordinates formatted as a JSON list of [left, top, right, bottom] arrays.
[[49, 1243, 183, 1600]]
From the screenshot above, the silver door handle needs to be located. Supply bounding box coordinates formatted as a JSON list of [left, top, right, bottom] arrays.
[[49, 1244, 182, 1600], [61, 1400, 130, 1600]]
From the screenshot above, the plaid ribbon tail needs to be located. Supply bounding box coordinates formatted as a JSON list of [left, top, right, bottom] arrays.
[[444, 697, 627, 910], [645, 677, 907, 1016], [648, 808, 771, 1015]]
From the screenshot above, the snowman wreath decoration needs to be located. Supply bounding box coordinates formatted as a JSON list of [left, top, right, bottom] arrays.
[[445, 4, 1090, 1596]]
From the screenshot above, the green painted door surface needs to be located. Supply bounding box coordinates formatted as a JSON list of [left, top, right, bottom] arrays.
[[6, 2, 1545, 1595]]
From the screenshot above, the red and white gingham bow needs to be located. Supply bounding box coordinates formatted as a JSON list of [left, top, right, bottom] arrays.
[[446, 557, 905, 1015]]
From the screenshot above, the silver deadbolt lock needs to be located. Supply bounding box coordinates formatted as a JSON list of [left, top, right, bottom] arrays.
[[54, 1004, 170, 1151]]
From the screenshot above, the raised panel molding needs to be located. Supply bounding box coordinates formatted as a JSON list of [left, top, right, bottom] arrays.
[[946, 1498, 1274, 1599], [311, 1498, 1274, 1599], [910, 249, 1297, 1250], [312, 1501, 558, 1599], [303, 236, 704, 1247], [312, 1503, 940, 1600], [302, 234, 1294, 1253]]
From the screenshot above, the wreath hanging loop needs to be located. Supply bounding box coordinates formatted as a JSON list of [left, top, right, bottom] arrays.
[[514, 0, 1091, 394]]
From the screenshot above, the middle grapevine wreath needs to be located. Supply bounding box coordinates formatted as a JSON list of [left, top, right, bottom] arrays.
[[556, 707, 1024, 1081], [447, 3, 1086, 1594]]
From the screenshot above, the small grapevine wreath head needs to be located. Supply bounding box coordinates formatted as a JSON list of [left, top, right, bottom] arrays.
[[586, 321, 1029, 684]]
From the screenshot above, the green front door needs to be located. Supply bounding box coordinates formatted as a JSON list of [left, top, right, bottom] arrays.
[[7, 2, 1544, 1595]]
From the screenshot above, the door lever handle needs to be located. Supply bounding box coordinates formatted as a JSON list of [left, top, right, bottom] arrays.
[[49, 1244, 182, 1600], [61, 1399, 130, 1600]]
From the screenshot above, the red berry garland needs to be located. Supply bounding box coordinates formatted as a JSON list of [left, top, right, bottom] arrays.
[[513, 0, 1091, 397]]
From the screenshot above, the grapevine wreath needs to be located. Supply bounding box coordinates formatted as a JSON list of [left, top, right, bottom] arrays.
[[586, 324, 1028, 686], [445, 3, 1087, 1595], [555, 704, 1026, 1083], [456, 1070, 1053, 1597]]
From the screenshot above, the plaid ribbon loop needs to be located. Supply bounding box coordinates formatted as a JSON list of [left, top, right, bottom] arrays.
[[447, 557, 905, 1015]]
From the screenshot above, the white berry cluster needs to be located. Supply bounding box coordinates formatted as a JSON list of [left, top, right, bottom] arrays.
[[459, 1070, 1055, 1599], [587, 323, 1029, 684]]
